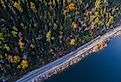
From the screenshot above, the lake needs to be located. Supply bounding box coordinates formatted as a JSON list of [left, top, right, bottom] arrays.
[[44, 35, 121, 82]]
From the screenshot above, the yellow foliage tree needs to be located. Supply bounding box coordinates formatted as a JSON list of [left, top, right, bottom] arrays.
[[13, 2, 23, 12], [21, 59, 28, 69], [71, 22, 78, 29], [46, 31, 51, 43], [11, 30, 18, 37], [13, 55, 20, 63], [68, 2, 76, 10], [69, 39, 76, 46], [0, 33, 4, 41], [8, 55, 20, 63], [30, 2, 37, 12], [30, 43, 35, 48], [106, 16, 114, 27], [4, 44, 10, 52], [18, 38, 25, 49]]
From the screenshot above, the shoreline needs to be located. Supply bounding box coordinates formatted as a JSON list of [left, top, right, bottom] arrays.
[[16, 26, 121, 82]]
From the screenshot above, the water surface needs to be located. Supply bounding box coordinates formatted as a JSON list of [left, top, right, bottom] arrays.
[[44, 35, 121, 82]]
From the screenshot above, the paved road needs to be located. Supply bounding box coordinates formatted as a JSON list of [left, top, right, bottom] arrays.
[[16, 26, 121, 82], [16, 36, 100, 82]]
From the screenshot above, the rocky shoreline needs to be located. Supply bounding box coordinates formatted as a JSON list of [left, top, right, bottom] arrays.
[[16, 26, 121, 82]]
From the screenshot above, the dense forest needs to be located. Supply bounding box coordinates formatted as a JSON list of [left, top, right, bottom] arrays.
[[0, 0, 121, 81]]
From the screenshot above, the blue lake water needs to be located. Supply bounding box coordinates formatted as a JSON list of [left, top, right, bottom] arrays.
[[44, 35, 121, 82]]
